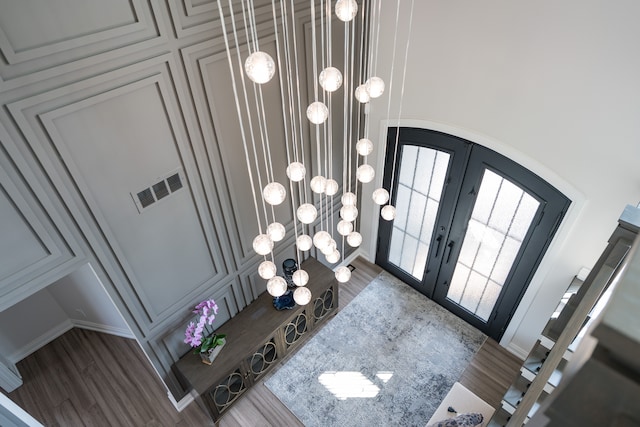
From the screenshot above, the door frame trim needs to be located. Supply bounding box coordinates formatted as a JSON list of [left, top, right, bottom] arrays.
[[364, 119, 585, 356]]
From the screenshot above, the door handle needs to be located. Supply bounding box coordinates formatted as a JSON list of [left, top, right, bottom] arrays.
[[445, 240, 455, 263], [434, 234, 443, 257]]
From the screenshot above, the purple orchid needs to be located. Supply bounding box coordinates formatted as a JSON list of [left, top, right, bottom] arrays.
[[184, 299, 226, 353]]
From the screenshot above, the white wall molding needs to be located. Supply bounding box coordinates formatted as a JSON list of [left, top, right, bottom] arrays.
[[6, 318, 136, 365], [0, 0, 164, 87], [71, 320, 135, 340], [0, 122, 82, 312], [7, 320, 73, 363], [0, 353, 22, 393], [0, 392, 44, 426], [505, 342, 529, 361], [168, 389, 197, 412]]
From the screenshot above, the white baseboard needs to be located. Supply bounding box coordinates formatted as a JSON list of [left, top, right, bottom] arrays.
[[8, 319, 134, 364], [340, 248, 366, 269], [0, 392, 45, 426], [0, 358, 22, 393], [505, 341, 529, 360], [72, 319, 135, 339], [8, 320, 74, 363], [168, 389, 196, 412]]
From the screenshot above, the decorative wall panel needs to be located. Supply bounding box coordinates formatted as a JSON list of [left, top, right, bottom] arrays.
[[0, 124, 80, 311], [0, 174, 51, 282], [206, 41, 294, 259], [167, 0, 274, 40], [0, 0, 162, 83], [0, 161, 69, 311], [8, 56, 227, 325], [183, 37, 294, 264], [0, 0, 353, 400], [167, 0, 218, 38]]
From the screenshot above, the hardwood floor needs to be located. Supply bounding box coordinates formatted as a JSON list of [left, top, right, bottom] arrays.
[[5, 328, 214, 427], [5, 257, 521, 426], [459, 337, 522, 409]]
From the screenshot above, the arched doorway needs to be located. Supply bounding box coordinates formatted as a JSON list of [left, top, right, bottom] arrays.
[[376, 128, 570, 340]]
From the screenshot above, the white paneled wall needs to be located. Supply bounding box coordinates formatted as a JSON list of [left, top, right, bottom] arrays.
[[0, 0, 354, 398]]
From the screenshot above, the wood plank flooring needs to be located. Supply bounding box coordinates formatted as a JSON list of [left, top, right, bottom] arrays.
[[5, 257, 521, 426], [6, 327, 214, 427]]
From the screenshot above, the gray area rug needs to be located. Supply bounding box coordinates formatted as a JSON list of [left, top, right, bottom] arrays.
[[265, 271, 487, 427]]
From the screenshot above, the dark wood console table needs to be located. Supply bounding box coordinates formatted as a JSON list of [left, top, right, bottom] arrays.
[[173, 257, 339, 423]]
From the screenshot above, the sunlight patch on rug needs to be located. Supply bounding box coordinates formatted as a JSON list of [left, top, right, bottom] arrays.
[[318, 371, 381, 400], [265, 271, 487, 427]]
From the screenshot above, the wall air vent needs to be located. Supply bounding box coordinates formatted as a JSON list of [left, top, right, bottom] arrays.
[[131, 168, 185, 213], [137, 188, 155, 208], [167, 172, 183, 192], [152, 180, 169, 200]]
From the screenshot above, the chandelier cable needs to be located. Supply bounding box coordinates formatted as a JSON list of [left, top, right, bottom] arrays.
[[217, 0, 264, 235], [388, 0, 416, 206], [372, 0, 382, 77], [347, 9, 357, 232], [291, 4, 308, 206]]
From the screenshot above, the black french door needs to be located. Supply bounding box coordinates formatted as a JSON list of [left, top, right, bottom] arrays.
[[376, 128, 570, 340]]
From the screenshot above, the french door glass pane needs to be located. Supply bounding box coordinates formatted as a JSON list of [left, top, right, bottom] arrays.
[[446, 169, 540, 321], [389, 146, 450, 279]]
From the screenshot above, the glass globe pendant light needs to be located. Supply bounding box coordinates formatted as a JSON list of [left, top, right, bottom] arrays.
[[292, 269, 309, 287], [354, 84, 370, 103], [263, 182, 286, 205], [340, 205, 358, 222], [320, 239, 337, 255], [307, 101, 329, 124], [310, 175, 327, 194], [266, 222, 286, 242], [313, 230, 332, 250], [356, 164, 375, 183], [337, 220, 353, 236], [325, 178, 339, 196], [356, 138, 373, 156], [372, 188, 390, 205], [365, 76, 385, 98], [253, 234, 273, 255], [319, 67, 343, 92], [244, 51, 276, 84], [347, 231, 362, 248], [296, 234, 313, 251], [335, 266, 351, 283], [297, 203, 318, 224], [326, 249, 340, 264], [293, 286, 312, 305], [286, 162, 306, 182], [381, 204, 397, 221], [341, 192, 357, 206], [335, 0, 358, 22], [258, 260, 277, 279], [267, 276, 287, 297]]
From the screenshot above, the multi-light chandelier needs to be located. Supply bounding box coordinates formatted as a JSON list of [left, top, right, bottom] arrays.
[[216, 0, 409, 304]]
